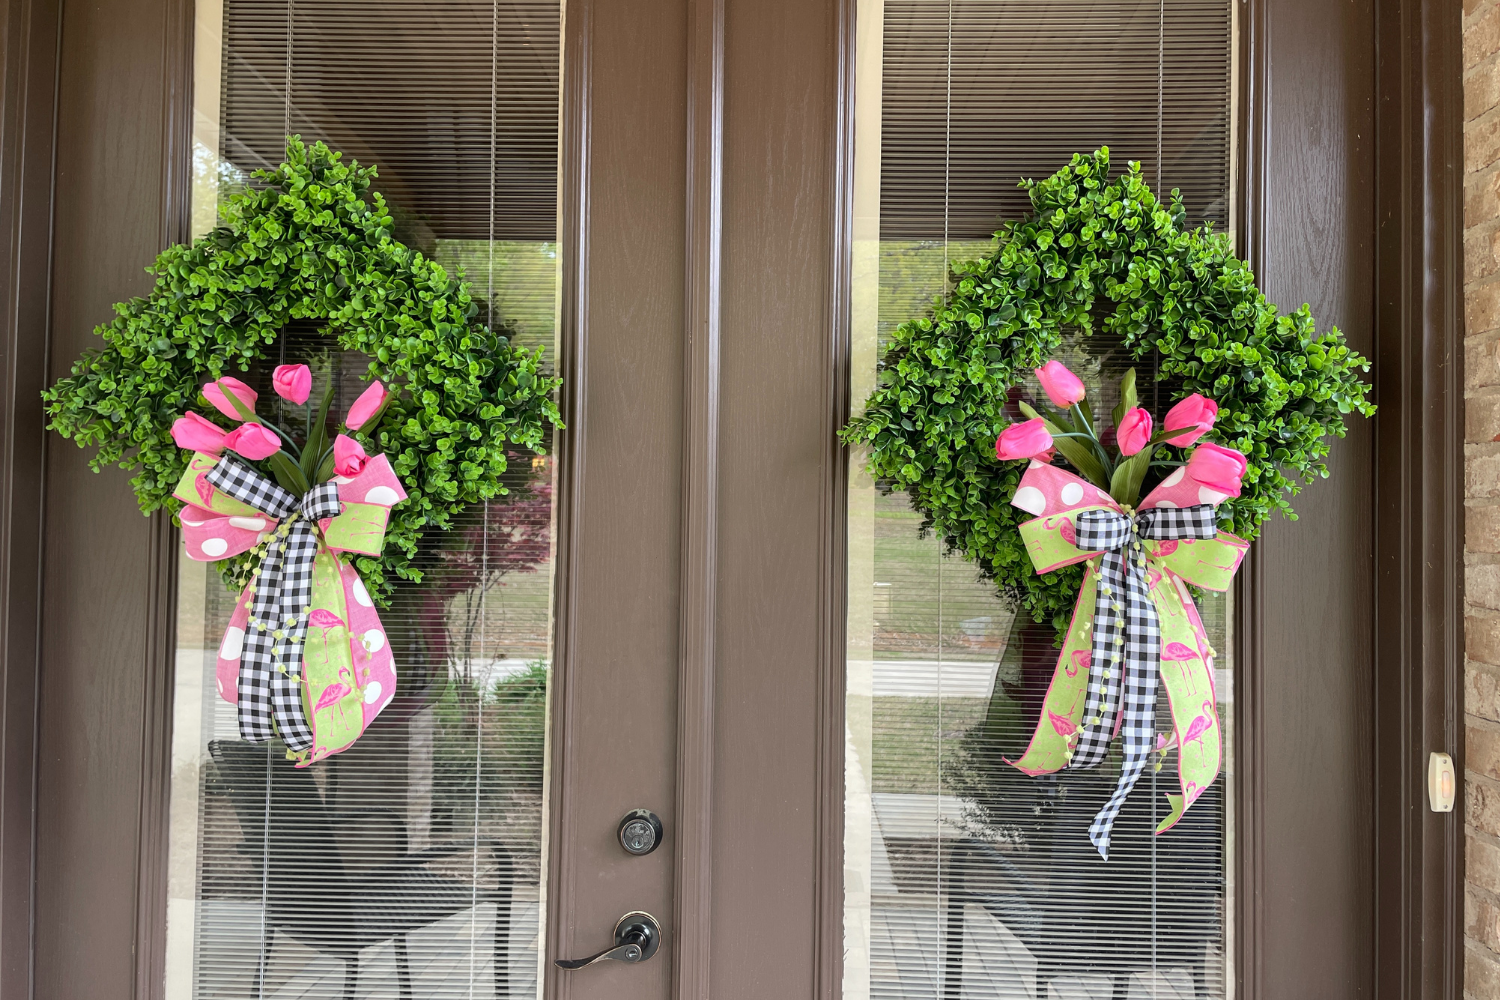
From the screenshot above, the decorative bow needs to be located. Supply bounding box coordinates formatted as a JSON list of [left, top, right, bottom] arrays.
[[204, 456, 341, 749], [173, 449, 408, 762], [1006, 460, 1248, 858]]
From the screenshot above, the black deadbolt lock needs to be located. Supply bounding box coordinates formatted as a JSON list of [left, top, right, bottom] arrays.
[[617, 809, 663, 856]]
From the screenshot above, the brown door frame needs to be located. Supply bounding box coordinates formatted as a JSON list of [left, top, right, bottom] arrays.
[[0, 0, 1466, 996]]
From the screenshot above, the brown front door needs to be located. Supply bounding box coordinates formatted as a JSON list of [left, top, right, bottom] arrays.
[[5, 0, 1462, 997]]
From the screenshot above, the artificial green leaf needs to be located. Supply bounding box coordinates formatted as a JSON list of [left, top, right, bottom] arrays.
[[1109, 445, 1154, 507], [1112, 368, 1137, 430]]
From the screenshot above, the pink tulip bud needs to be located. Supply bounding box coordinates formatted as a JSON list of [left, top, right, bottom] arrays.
[[1184, 442, 1248, 498], [222, 422, 281, 461], [345, 381, 389, 431], [995, 417, 1055, 461], [202, 376, 258, 420], [332, 434, 369, 477], [1116, 407, 1153, 456], [1034, 360, 1086, 409], [1162, 393, 1219, 447], [171, 412, 228, 455], [272, 364, 313, 405]]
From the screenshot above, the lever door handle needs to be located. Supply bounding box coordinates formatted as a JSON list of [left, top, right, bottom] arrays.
[[555, 911, 662, 970]]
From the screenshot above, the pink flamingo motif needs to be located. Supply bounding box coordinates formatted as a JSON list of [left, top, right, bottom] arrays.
[[1182, 700, 1215, 746], [1155, 540, 1179, 557], [1048, 711, 1078, 738], [315, 682, 351, 712], [195, 472, 215, 506], [1044, 515, 1077, 547], [308, 609, 346, 633], [1162, 641, 1198, 662], [1067, 649, 1090, 677]]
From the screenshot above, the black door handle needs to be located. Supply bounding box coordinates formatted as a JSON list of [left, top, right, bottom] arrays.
[[555, 911, 662, 970]]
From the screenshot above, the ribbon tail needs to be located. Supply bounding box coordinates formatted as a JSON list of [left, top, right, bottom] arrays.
[[1087, 661, 1157, 860], [1005, 560, 1100, 776]]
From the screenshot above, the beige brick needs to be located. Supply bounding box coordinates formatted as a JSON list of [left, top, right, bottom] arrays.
[[1474, 664, 1500, 722], [1472, 394, 1500, 443], [1471, 3, 1500, 71], [1474, 614, 1500, 664], [1470, 228, 1500, 285], [1470, 886, 1500, 953], [1470, 775, 1500, 835], [1473, 59, 1500, 127], [1473, 504, 1500, 553], [1472, 0, 1497, 20], [1472, 562, 1500, 611], [1470, 334, 1500, 391], [1472, 725, 1500, 782], [1470, 446, 1500, 497], [1468, 942, 1500, 1000], [1470, 112, 1500, 172], [1471, 276, 1500, 335], [1474, 835, 1500, 897]]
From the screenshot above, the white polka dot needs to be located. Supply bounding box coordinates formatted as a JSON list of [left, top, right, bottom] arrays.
[[220, 626, 245, 660], [1161, 467, 1186, 488], [1060, 482, 1084, 505], [1154, 500, 1177, 509], [1013, 486, 1047, 515], [201, 537, 229, 557], [363, 485, 399, 506], [216, 677, 224, 697], [180, 513, 206, 527], [1198, 486, 1228, 504], [362, 629, 386, 653], [363, 681, 383, 704], [352, 578, 373, 607], [332, 475, 355, 485], [229, 516, 267, 531]]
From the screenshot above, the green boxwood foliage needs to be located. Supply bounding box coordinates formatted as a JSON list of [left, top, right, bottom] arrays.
[[42, 137, 562, 602], [841, 148, 1375, 638]]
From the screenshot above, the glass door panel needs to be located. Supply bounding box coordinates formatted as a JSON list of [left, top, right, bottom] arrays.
[[846, 2, 1235, 997], [166, 2, 561, 997]]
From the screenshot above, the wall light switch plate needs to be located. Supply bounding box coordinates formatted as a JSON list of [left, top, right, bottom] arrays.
[[1428, 752, 1456, 813]]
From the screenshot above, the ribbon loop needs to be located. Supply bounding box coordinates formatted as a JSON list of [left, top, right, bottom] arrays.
[[205, 456, 341, 751]]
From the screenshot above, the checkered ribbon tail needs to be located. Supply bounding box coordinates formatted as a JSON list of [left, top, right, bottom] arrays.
[[1069, 503, 1219, 858], [206, 456, 341, 752]]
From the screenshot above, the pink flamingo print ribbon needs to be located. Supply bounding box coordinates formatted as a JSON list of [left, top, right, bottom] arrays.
[[172, 450, 407, 766], [1005, 460, 1249, 858]]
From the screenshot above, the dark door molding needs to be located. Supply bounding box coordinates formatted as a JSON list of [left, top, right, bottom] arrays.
[[0, 0, 61, 991], [1238, 0, 1464, 996], [1372, 0, 1466, 995]]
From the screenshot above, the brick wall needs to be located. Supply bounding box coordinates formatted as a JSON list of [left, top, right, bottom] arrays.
[[1468, 1, 1500, 994]]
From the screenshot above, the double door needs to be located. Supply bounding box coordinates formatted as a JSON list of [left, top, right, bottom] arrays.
[[15, 0, 1458, 996]]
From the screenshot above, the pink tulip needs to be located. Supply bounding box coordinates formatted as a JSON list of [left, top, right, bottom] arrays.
[[332, 433, 369, 477], [171, 412, 228, 454], [1116, 407, 1153, 456], [272, 364, 313, 405], [1034, 360, 1086, 409], [202, 376, 257, 420], [346, 381, 388, 431], [1184, 442, 1248, 498], [995, 417, 1054, 461], [222, 423, 282, 460], [1162, 393, 1219, 447]]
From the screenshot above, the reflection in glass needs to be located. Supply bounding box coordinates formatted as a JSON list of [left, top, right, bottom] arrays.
[[845, 1, 1235, 997], [166, 1, 560, 997]]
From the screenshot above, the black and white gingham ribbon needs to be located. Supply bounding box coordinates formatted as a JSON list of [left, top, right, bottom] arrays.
[[1067, 503, 1218, 858], [207, 456, 341, 752]]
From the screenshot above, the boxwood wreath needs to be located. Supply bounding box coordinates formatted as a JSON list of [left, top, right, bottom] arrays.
[[841, 148, 1376, 639], [42, 137, 562, 604]]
